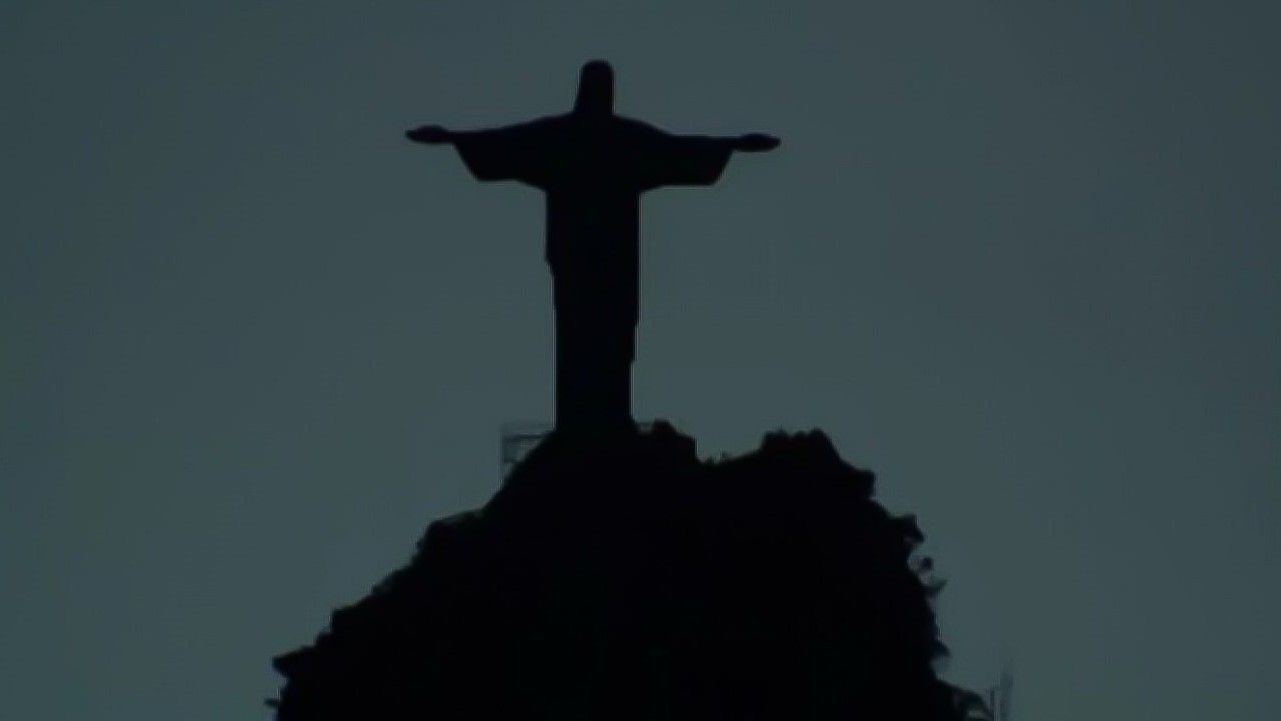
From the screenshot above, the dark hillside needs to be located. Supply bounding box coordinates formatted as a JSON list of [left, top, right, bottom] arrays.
[[271, 423, 988, 720]]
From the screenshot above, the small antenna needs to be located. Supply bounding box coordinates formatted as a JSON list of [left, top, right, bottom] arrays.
[[986, 664, 1013, 721]]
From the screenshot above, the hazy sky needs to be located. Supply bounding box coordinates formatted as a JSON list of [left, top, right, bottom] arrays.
[[2, 2, 1278, 720]]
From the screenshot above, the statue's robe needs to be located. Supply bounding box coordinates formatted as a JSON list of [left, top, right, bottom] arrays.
[[447, 114, 736, 431]]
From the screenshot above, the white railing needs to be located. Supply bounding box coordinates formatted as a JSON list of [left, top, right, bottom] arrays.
[[499, 420, 660, 477]]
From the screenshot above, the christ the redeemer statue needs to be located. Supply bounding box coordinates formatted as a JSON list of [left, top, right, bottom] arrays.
[[407, 60, 778, 433]]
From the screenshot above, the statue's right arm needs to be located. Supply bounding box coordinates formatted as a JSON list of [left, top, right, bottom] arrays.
[[406, 125, 454, 144], [406, 125, 507, 144], [406, 120, 553, 186], [405, 121, 547, 145], [731, 133, 781, 152]]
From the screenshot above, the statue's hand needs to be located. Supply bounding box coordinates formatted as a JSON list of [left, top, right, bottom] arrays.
[[734, 133, 780, 152], [406, 125, 452, 144]]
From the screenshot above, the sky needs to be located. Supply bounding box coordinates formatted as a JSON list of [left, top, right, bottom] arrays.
[[2, 1, 1278, 719]]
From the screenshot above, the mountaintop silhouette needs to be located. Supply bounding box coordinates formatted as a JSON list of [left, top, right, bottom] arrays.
[[270, 422, 990, 720]]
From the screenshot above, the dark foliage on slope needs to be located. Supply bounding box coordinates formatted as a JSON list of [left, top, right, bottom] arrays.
[[271, 422, 988, 720]]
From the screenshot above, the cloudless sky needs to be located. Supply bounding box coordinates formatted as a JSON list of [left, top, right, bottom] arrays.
[[2, 2, 1278, 720]]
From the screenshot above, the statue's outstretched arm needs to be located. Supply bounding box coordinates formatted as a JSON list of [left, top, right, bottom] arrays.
[[406, 119, 555, 145], [631, 127, 777, 190], [732, 133, 781, 152], [406, 125, 455, 144], [663, 131, 780, 153], [405, 120, 553, 186]]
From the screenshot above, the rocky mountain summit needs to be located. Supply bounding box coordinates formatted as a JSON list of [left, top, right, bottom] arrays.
[[271, 423, 988, 720]]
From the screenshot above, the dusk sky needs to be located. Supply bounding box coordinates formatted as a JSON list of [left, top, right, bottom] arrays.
[[2, 2, 1278, 720]]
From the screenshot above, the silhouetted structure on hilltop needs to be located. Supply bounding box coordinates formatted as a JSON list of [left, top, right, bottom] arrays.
[[269, 60, 992, 721], [271, 424, 988, 720], [406, 60, 778, 433]]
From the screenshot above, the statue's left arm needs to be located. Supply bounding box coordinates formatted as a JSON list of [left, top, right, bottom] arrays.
[[636, 126, 779, 190]]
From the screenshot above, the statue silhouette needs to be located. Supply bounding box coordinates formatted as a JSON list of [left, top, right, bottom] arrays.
[[271, 63, 987, 721], [407, 60, 778, 432]]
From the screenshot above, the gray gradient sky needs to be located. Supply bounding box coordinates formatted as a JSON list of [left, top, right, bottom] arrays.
[[2, 2, 1278, 719]]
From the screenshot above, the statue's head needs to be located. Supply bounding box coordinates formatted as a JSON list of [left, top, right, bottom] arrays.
[[574, 60, 614, 117]]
